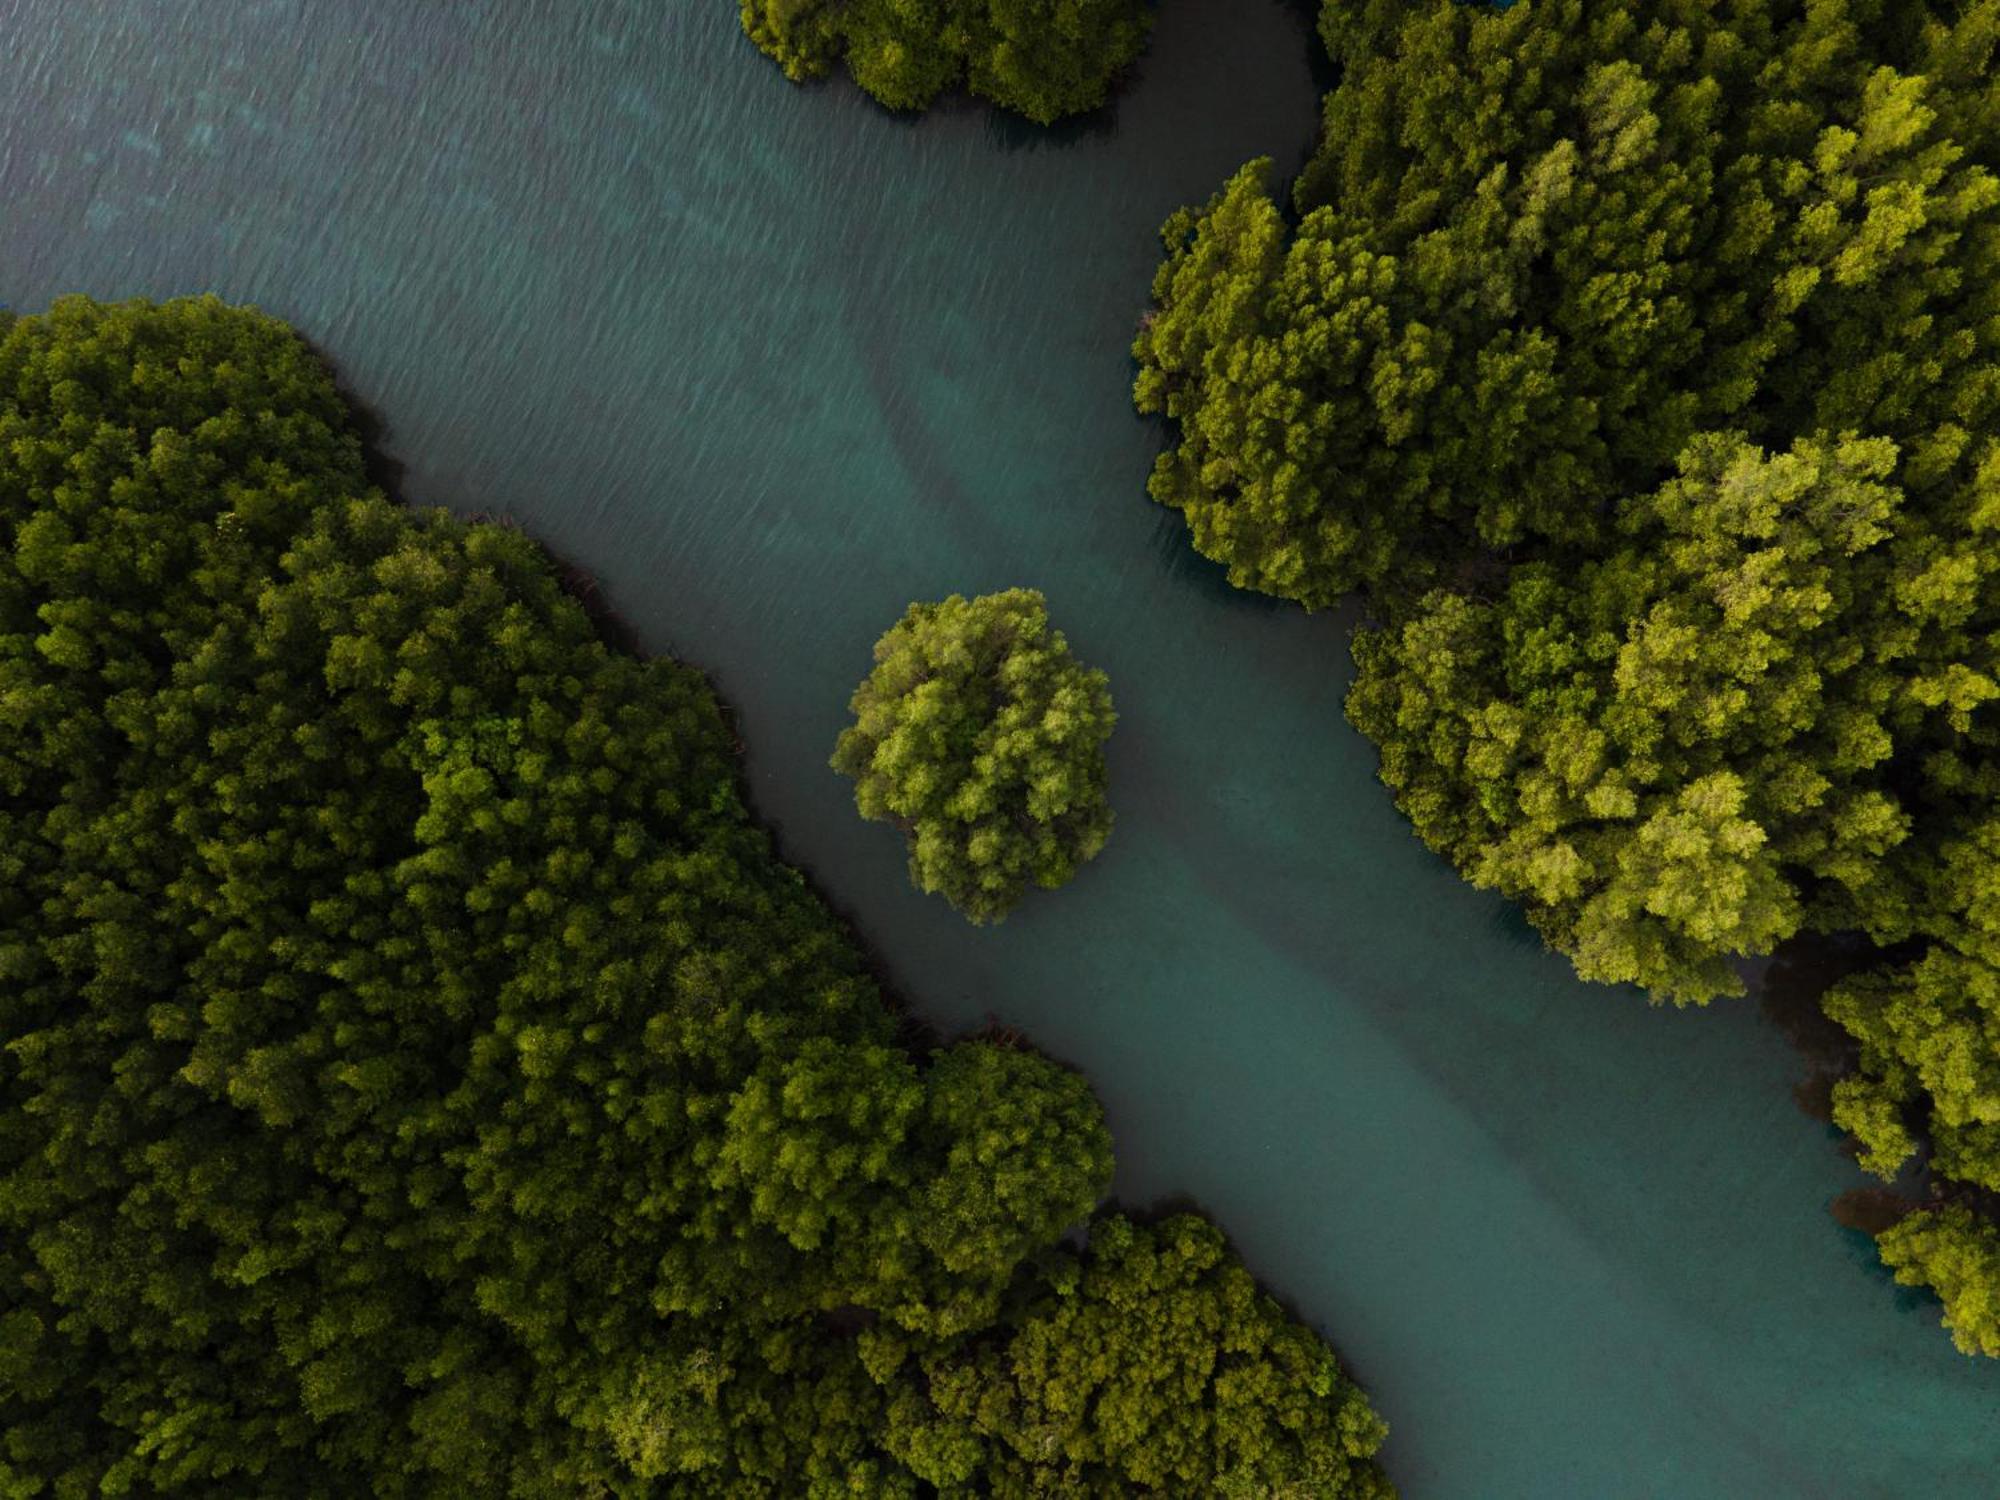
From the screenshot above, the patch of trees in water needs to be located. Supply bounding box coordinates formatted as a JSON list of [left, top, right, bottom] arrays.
[[833, 588, 1117, 924], [1134, 0, 2000, 1357], [738, 0, 1151, 123]]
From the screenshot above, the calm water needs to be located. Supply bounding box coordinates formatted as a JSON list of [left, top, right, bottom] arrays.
[[3, 2, 1996, 1493]]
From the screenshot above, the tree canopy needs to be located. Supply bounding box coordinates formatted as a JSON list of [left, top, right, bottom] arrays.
[[1347, 432, 1937, 1004], [1137, 0, 2000, 608], [1877, 1205, 2000, 1358], [0, 294, 1391, 1493], [881, 1214, 1395, 1497], [1134, 0, 2000, 1350], [832, 588, 1116, 924], [739, 0, 1152, 124]]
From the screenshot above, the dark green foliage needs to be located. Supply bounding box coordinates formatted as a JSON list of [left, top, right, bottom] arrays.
[[739, 0, 1151, 124], [881, 1215, 1395, 1497], [0, 295, 1390, 1491], [832, 588, 1116, 924], [1134, 0, 2000, 1349]]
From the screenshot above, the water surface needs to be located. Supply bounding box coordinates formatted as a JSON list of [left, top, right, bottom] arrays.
[[2, 2, 1996, 1493]]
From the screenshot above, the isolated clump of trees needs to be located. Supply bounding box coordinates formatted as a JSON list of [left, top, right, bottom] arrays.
[[833, 587, 1116, 924], [0, 294, 1391, 1495], [739, 0, 1150, 123], [1135, 0, 2000, 1352]]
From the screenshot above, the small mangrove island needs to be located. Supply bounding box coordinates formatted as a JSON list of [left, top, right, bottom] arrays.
[[833, 588, 1117, 924]]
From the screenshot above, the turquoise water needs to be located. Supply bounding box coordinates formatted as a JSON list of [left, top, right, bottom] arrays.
[[3, 2, 1996, 1492]]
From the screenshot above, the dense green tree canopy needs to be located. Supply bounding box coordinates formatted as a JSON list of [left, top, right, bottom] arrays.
[[1134, 0, 2000, 1349], [739, 0, 1151, 123], [881, 1215, 1395, 1496], [1347, 432, 1953, 1003], [0, 295, 1391, 1492], [832, 588, 1116, 923], [1137, 0, 2000, 607]]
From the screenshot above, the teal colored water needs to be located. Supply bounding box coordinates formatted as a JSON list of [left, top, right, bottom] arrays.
[[3, 2, 1996, 1493]]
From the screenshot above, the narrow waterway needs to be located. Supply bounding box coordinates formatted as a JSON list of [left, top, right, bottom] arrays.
[[2, 2, 1995, 1492]]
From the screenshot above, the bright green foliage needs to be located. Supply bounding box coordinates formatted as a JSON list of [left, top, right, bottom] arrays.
[[1134, 0, 2000, 1350], [832, 588, 1115, 924], [882, 1215, 1394, 1496], [1824, 804, 2000, 1188], [0, 295, 1388, 1489], [1877, 1206, 2000, 1358], [1347, 432, 1961, 1003], [739, 0, 1151, 124], [1826, 950, 2000, 1188]]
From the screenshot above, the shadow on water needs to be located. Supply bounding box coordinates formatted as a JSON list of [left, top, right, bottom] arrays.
[[1755, 932, 1887, 1122], [981, 94, 1121, 154], [301, 332, 407, 497], [1487, 897, 1543, 950], [1276, 0, 1340, 93], [1143, 503, 1303, 618], [1832, 1187, 1919, 1240], [1829, 1212, 1947, 1322]]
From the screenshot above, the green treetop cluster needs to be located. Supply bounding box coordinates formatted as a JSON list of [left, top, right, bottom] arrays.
[[833, 588, 1116, 924], [1135, 0, 2000, 1351], [1878, 1205, 2000, 1357], [0, 294, 1391, 1494], [739, 0, 1151, 124]]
